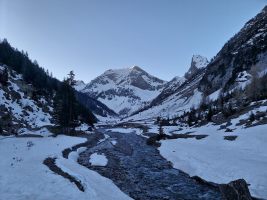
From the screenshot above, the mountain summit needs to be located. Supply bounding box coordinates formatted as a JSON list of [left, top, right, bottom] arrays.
[[185, 55, 209, 79], [80, 66, 166, 116]]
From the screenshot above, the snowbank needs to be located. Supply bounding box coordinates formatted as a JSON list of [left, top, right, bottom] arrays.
[[0, 134, 131, 200], [89, 153, 108, 166], [159, 124, 267, 199]]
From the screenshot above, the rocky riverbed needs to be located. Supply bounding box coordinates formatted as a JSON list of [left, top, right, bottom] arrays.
[[78, 128, 222, 200]]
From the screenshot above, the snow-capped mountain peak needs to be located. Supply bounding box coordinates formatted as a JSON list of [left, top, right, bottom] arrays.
[[81, 66, 166, 116], [185, 55, 209, 79], [191, 55, 209, 69]]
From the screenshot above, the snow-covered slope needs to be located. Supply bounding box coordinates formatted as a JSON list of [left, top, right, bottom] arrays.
[[0, 65, 53, 134], [159, 121, 267, 199], [128, 56, 208, 120], [81, 66, 166, 116], [74, 80, 86, 91], [73, 80, 118, 121]]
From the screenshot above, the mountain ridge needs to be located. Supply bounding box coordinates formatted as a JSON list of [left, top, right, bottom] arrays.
[[79, 65, 167, 116], [127, 5, 267, 121]]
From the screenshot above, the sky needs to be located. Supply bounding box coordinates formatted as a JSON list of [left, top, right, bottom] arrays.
[[0, 0, 266, 82]]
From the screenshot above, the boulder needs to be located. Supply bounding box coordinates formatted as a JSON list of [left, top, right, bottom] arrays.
[[219, 179, 252, 200]]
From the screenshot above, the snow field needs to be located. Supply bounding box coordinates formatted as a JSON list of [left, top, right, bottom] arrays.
[[0, 133, 132, 200]]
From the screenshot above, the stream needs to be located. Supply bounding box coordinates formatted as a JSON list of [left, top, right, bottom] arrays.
[[78, 128, 222, 200]]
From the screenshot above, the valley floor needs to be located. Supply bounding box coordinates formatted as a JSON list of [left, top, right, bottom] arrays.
[[101, 121, 267, 199], [0, 120, 266, 199]]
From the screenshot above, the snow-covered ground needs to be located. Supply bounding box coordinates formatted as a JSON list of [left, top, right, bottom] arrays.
[[75, 123, 93, 134], [127, 80, 204, 120], [89, 153, 108, 166], [158, 123, 267, 199], [0, 133, 131, 200]]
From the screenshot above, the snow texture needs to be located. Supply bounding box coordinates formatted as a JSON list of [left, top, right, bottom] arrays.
[[0, 133, 132, 200], [89, 153, 108, 166], [159, 123, 267, 199]]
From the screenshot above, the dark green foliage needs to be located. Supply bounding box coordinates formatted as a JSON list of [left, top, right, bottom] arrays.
[[0, 39, 59, 94], [0, 66, 8, 86], [249, 112, 255, 122], [207, 107, 214, 122], [158, 124, 164, 136], [53, 73, 97, 133], [75, 91, 117, 117], [222, 103, 236, 118], [187, 108, 197, 126], [156, 116, 161, 124], [246, 71, 267, 101], [160, 118, 171, 126], [146, 133, 167, 147]]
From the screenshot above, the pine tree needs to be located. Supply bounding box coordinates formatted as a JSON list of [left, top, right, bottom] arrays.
[[0, 66, 8, 86], [246, 66, 260, 101], [156, 116, 161, 124], [249, 112, 255, 122], [53, 72, 97, 134], [53, 79, 78, 133], [207, 106, 213, 121], [67, 70, 76, 86]]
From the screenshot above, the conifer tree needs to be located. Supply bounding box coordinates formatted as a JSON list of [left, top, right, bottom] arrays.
[[0, 66, 8, 86]]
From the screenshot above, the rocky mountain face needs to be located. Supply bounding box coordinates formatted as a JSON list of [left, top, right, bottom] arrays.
[[199, 6, 267, 95], [73, 81, 118, 119], [129, 56, 208, 120], [185, 55, 209, 80], [80, 66, 167, 116], [128, 6, 267, 121], [150, 55, 208, 108], [75, 91, 118, 120]]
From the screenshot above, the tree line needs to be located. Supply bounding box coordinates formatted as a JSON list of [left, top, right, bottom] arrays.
[[0, 38, 97, 134]]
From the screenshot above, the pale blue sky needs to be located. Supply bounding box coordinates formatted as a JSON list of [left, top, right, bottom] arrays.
[[0, 0, 266, 82]]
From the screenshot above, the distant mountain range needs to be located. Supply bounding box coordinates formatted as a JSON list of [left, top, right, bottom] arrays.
[[76, 55, 209, 118]]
